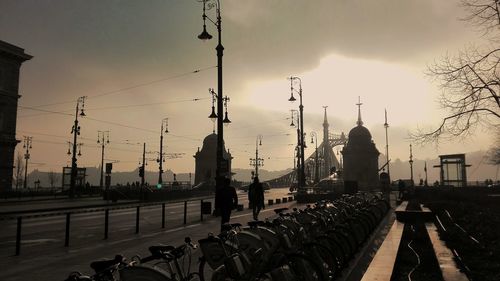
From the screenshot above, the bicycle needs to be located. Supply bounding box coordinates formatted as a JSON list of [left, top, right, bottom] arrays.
[[65, 254, 171, 281], [134, 237, 201, 281]]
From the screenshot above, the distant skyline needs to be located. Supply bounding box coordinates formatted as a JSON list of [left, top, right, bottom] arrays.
[[0, 0, 496, 175]]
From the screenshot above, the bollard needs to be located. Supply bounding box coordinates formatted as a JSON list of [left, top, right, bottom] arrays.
[[104, 209, 109, 239], [268, 199, 274, 205], [135, 206, 140, 234], [283, 197, 288, 203], [276, 199, 281, 204], [200, 200, 204, 222], [15, 217, 22, 256], [183, 201, 187, 225], [65, 213, 71, 247], [161, 203, 166, 228]]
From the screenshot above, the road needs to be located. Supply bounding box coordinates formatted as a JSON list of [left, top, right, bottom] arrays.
[[0, 188, 294, 281]]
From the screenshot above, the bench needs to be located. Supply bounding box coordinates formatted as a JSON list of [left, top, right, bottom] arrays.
[[360, 220, 405, 281], [395, 201, 433, 222], [426, 223, 469, 281]]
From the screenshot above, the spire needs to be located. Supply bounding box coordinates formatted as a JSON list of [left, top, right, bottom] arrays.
[[356, 96, 363, 126], [323, 106, 329, 126]]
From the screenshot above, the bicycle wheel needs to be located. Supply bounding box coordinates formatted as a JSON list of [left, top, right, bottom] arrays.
[[280, 253, 327, 281], [303, 242, 339, 278], [198, 257, 216, 281], [119, 265, 172, 281]]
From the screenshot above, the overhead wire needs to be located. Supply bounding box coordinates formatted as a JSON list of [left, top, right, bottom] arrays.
[[20, 65, 216, 109]]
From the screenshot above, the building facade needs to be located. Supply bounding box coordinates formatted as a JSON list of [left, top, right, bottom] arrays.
[[341, 101, 380, 190], [193, 133, 232, 186], [0, 41, 32, 191]]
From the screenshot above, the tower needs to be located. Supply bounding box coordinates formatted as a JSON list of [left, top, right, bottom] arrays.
[[0, 41, 32, 191], [341, 97, 380, 190]]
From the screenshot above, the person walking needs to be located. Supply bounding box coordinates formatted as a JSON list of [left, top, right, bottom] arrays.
[[398, 179, 406, 200], [248, 176, 265, 220], [215, 177, 238, 230]]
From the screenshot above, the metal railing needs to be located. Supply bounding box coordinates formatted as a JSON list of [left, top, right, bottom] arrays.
[[1, 195, 296, 256]]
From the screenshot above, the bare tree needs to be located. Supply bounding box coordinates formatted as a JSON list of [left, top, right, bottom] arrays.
[[14, 152, 24, 189], [47, 170, 59, 188], [412, 0, 500, 143], [486, 133, 500, 164]]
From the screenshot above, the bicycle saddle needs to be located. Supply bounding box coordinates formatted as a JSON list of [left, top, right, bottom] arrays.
[[247, 220, 265, 227], [273, 207, 289, 214], [148, 245, 175, 257], [90, 255, 123, 273]]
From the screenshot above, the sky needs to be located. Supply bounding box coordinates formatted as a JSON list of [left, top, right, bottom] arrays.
[[0, 0, 496, 176]]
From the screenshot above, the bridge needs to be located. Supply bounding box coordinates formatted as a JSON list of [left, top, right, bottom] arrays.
[[265, 108, 348, 188]]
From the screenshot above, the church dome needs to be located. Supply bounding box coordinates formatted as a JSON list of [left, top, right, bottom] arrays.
[[348, 125, 372, 142], [203, 133, 217, 146]]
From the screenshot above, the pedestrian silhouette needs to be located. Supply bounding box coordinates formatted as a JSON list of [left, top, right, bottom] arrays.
[[398, 179, 406, 200], [248, 176, 265, 220], [215, 177, 238, 230]]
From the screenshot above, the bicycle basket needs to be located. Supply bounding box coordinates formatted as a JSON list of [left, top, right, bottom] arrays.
[[224, 253, 246, 279], [199, 236, 227, 270]]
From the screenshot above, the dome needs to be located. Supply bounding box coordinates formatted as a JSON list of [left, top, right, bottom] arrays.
[[348, 125, 372, 144], [200, 133, 231, 157], [203, 133, 217, 146]]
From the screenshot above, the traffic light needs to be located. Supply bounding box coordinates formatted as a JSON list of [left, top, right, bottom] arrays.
[[139, 166, 144, 177]]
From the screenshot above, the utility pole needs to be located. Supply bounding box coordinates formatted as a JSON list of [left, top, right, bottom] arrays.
[[141, 143, 146, 186], [158, 118, 168, 185], [70, 96, 86, 198], [23, 136, 33, 189], [384, 109, 390, 181], [409, 144, 414, 184], [424, 161, 428, 186], [97, 130, 110, 189]]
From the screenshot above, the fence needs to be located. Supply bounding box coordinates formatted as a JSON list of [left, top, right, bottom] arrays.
[[0, 195, 296, 256]]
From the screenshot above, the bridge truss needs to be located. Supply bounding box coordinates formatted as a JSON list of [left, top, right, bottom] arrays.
[[265, 133, 347, 188]]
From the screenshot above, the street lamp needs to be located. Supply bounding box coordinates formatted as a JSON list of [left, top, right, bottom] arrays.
[[97, 130, 110, 189], [310, 131, 319, 184], [250, 135, 264, 178], [157, 118, 169, 185], [70, 96, 86, 198], [287, 76, 305, 189], [198, 0, 229, 186], [409, 144, 414, 185], [22, 136, 33, 189]]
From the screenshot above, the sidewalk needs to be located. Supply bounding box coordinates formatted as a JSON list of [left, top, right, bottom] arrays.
[[0, 200, 303, 281]]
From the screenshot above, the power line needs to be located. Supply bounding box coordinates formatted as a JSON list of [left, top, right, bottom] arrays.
[[18, 106, 73, 117], [22, 66, 216, 109], [18, 97, 210, 118]]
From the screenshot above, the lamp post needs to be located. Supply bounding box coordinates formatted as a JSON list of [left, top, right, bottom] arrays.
[[384, 109, 390, 181], [290, 109, 300, 186], [288, 76, 305, 189], [310, 132, 319, 184], [97, 130, 110, 189], [198, 0, 230, 188], [22, 136, 33, 189], [157, 118, 169, 185], [250, 135, 264, 178], [409, 144, 414, 185], [70, 96, 86, 198]]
